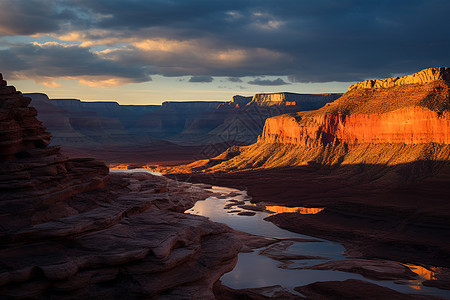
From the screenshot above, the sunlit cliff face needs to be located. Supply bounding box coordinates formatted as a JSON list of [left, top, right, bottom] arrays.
[[402, 263, 442, 290], [109, 163, 131, 170], [265, 205, 324, 215], [404, 264, 441, 281]]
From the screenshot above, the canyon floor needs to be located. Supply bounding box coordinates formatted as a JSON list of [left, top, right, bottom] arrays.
[[157, 161, 450, 293], [3, 67, 450, 298]]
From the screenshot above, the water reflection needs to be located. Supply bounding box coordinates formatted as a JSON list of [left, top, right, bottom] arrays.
[[109, 166, 162, 176], [265, 205, 324, 215], [402, 264, 442, 291], [109, 163, 131, 170], [405, 264, 440, 281], [187, 186, 450, 298]]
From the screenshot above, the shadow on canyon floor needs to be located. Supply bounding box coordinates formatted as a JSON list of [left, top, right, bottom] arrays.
[[167, 160, 450, 271]]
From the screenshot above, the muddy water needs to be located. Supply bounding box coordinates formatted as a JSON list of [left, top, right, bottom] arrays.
[[187, 186, 450, 298]]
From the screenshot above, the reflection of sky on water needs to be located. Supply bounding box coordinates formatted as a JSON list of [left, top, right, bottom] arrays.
[[187, 186, 450, 298], [187, 186, 333, 241], [109, 167, 162, 176]]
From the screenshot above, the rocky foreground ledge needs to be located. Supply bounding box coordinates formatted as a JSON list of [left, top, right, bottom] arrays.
[[0, 74, 241, 299], [0, 171, 241, 299]]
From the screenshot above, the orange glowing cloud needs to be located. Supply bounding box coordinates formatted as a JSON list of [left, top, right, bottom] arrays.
[[77, 76, 137, 88]]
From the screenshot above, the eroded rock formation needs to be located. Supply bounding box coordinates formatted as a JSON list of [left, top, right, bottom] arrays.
[[348, 67, 450, 91], [178, 92, 341, 146], [0, 75, 109, 229], [249, 92, 341, 108], [0, 74, 241, 299], [261, 68, 450, 147], [35, 92, 340, 148], [156, 68, 450, 295], [26, 93, 157, 146], [171, 67, 450, 172]]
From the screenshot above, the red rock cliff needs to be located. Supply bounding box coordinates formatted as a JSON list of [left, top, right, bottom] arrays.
[[162, 68, 450, 173], [260, 67, 450, 146]]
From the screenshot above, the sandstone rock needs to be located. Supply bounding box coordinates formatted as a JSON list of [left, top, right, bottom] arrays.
[[0, 169, 241, 299], [164, 67, 450, 174], [305, 259, 417, 281], [0, 76, 242, 298], [237, 211, 256, 216], [238, 204, 266, 211], [348, 67, 450, 91], [261, 106, 450, 145], [295, 279, 441, 299], [249, 92, 341, 107], [0, 77, 109, 229], [214, 280, 302, 299]]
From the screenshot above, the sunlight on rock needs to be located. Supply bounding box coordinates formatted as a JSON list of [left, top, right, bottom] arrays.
[[109, 163, 131, 170], [265, 206, 324, 215], [402, 263, 441, 290]]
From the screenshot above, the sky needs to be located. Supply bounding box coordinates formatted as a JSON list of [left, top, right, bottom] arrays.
[[1, 0, 449, 105]]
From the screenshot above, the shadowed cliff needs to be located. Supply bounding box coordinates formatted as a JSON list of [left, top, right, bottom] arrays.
[[0, 74, 241, 299]]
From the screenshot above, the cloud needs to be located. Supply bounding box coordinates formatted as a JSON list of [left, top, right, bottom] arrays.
[[228, 77, 243, 83], [248, 78, 289, 86], [189, 76, 214, 83], [1, 0, 450, 84], [0, 42, 151, 87], [0, 0, 90, 36]]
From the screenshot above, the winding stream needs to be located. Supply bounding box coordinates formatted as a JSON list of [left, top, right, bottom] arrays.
[[110, 168, 449, 298], [187, 186, 450, 298]]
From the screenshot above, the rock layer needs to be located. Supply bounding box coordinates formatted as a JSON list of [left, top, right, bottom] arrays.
[[0, 172, 241, 299], [261, 107, 450, 145], [0, 75, 109, 230], [167, 67, 450, 173], [348, 67, 450, 91], [0, 74, 242, 298], [37, 92, 340, 147], [249, 92, 341, 107]]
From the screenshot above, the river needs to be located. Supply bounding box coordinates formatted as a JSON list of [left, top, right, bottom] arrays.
[[187, 186, 450, 298], [110, 168, 449, 298]]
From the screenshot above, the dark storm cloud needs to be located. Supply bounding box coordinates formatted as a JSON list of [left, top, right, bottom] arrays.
[[248, 78, 289, 86], [0, 43, 151, 83], [189, 76, 214, 83], [1, 0, 450, 83], [0, 0, 87, 36]]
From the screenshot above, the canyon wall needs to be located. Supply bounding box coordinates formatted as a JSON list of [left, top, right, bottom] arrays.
[[0, 74, 241, 298], [179, 92, 341, 146], [0, 75, 109, 229], [136, 101, 224, 138], [36, 92, 338, 147], [165, 68, 450, 173], [259, 67, 450, 147], [348, 67, 450, 91], [28, 93, 136, 146], [261, 107, 450, 145], [50, 98, 159, 127], [249, 92, 342, 109]]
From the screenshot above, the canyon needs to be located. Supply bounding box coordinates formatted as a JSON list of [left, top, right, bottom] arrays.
[[157, 68, 450, 293], [165, 67, 450, 172], [24, 92, 340, 166], [0, 74, 243, 298], [2, 67, 450, 298]]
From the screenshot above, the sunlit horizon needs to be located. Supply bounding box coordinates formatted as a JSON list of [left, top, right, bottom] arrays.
[[7, 75, 353, 105]]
